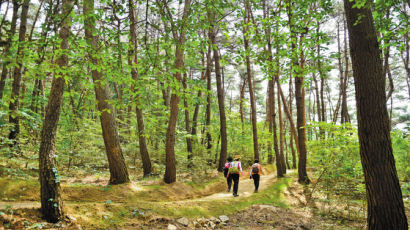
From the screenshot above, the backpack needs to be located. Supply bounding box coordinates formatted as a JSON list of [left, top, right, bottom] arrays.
[[251, 164, 259, 174], [228, 162, 240, 174], [223, 163, 230, 177]]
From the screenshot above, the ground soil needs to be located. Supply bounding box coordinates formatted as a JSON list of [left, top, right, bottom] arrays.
[[0, 168, 390, 230]]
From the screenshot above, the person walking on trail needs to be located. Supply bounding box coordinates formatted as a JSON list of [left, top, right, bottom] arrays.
[[250, 159, 262, 193], [227, 155, 243, 197], [224, 156, 233, 192]]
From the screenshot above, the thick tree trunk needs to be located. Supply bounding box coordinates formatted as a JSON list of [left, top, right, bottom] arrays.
[[208, 10, 227, 172], [288, 2, 309, 184], [38, 0, 73, 222], [243, 3, 259, 161], [295, 41, 310, 184], [344, 0, 408, 228], [8, 0, 30, 146], [0, 0, 19, 100], [213, 45, 227, 172], [129, 0, 151, 177], [163, 0, 191, 183], [84, 0, 129, 184]]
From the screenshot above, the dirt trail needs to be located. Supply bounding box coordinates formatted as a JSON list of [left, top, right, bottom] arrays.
[[0, 171, 280, 210], [192, 171, 277, 201]]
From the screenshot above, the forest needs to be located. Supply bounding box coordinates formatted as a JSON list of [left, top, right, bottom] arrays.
[[0, 0, 409, 229]]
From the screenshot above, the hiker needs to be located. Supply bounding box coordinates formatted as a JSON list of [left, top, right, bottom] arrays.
[[227, 155, 242, 197], [250, 159, 262, 193], [224, 156, 233, 192]]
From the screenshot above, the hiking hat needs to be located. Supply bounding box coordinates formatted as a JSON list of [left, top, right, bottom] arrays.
[[234, 155, 241, 160]]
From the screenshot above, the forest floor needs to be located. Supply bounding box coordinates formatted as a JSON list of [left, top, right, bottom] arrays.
[[1, 166, 406, 229]]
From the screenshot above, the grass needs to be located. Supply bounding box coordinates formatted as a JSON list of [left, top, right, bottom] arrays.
[[0, 178, 39, 201], [62, 175, 291, 228]]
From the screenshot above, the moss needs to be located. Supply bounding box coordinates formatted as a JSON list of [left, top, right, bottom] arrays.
[[0, 178, 39, 201]]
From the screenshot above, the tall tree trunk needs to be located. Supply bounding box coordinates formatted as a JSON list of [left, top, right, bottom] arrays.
[[344, 0, 408, 228], [38, 0, 72, 222], [316, 20, 326, 124], [8, 0, 30, 146], [333, 20, 343, 123], [191, 51, 207, 141], [182, 73, 193, 163], [84, 0, 129, 184], [401, 3, 409, 99], [312, 73, 321, 123], [243, 0, 259, 161], [277, 76, 286, 175], [204, 47, 213, 150], [213, 45, 227, 172], [163, 0, 191, 183], [239, 77, 246, 129], [288, 1, 310, 184], [271, 18, 286, 175], [129, 0, 151, 177], [270, 79, 282, 176], [0, 0, 19, 100], [341, 15, 350, 124], [288, 76, 297, 168], [208, 10, 227, 172], [277, 77, 299, 156], [295, 37, 310, 184]]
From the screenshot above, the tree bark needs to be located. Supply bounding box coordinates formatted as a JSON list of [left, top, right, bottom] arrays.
[[243, 0, 259, 161], [204, 47, 213, 150], [84, 0, 129, 184], [333, 20, 343, 123], [295, 37, 310, 184], [38, 0, 73, 222], [277, 74, 286, 175], [208, 10, 227, 172], [129, 0, 151, 177], [182, 73, 193, 161], [162, 0, 191, 183], [288, 76, 297, 168], [344, 0, 408, 228], [277, 77, 299, 156], [341, 14, 350, 124], [288, 1, 310, 184], [8, 0, 30, 146], [191, 51, 207, 141], [0, 0, 19, 100]]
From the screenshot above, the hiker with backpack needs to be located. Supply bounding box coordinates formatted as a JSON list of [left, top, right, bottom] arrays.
[[224, 156, 233, 192], [227, 155, 243, 197], [249, 159, 262, 193]]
